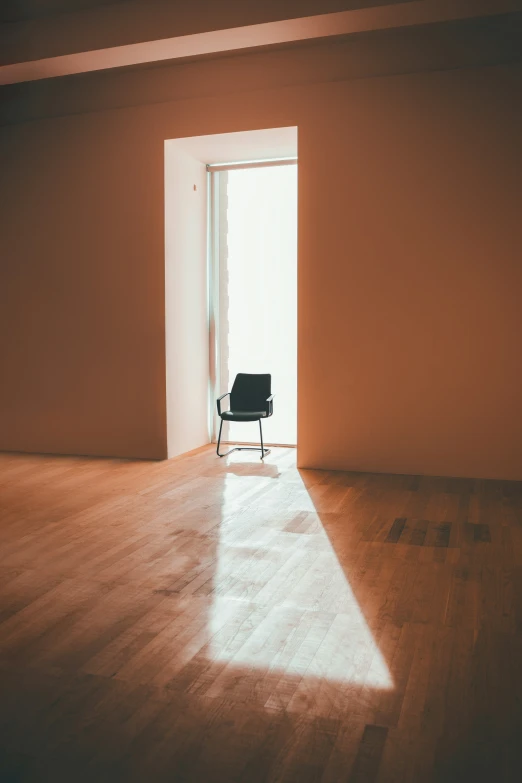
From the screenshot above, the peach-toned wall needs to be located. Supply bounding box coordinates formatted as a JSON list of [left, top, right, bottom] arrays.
[[0, 115, 167, 459], [164, 143, 209, 458], [0, 51, 521, 475], [298, 67, 522, 479]]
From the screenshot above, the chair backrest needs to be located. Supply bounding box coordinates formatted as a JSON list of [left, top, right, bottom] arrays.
[[230, 373, 271, 412]]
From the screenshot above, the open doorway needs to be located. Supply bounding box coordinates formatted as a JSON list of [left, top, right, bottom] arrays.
[[164, 127, 298, 459], [210, 160, 297, 448]]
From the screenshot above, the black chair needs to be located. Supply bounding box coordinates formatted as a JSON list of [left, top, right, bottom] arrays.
[[216, 373, 274, 459]]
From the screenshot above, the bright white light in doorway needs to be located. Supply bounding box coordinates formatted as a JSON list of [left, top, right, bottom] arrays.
[[220, 165, 297, 446]]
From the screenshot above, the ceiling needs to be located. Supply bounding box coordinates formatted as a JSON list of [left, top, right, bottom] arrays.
[[1, 0, 520, 85]]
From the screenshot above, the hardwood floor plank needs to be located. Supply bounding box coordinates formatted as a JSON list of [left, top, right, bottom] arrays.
[[1, 445, 521, 780], [348, 724, 388, 783]]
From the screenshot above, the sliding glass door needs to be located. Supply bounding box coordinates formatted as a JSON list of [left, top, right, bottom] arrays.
[[211, 163, 297, 446]]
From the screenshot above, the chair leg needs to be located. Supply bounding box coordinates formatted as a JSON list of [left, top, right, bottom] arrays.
[[216, 418, 271, 459], [216, 418, 224, 457], [259, 419, 270, 460], [217, 417, 241, 457]]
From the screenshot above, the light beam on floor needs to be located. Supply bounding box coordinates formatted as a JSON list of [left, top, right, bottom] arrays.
[[207, 466, 393, 691]]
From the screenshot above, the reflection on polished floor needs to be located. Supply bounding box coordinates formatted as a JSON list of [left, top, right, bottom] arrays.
[[0, 446, 521, 782]]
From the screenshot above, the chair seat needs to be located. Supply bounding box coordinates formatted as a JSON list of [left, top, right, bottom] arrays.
[[220, 410, 267, 422]]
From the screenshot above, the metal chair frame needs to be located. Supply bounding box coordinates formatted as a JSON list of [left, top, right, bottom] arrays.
[[216, 389, 274, 460]]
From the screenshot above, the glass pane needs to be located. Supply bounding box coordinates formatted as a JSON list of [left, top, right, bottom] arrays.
[[218, 165, 297, 445]]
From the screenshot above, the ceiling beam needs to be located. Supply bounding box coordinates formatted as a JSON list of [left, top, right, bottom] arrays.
[[0, 0, 519, 85]]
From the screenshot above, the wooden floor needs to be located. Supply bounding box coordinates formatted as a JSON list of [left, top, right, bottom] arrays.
[[0, 446, 521, 782]]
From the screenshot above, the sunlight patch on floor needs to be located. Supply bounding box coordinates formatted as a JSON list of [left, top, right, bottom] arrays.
[[208, 471, 394, 690]]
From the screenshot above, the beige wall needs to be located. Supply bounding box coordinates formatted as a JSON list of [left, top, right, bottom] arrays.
[[0, 114, 167, 459], [298, 68, 522, 479], [164, 143, 209, 458], [0, 43, 521, 476]]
